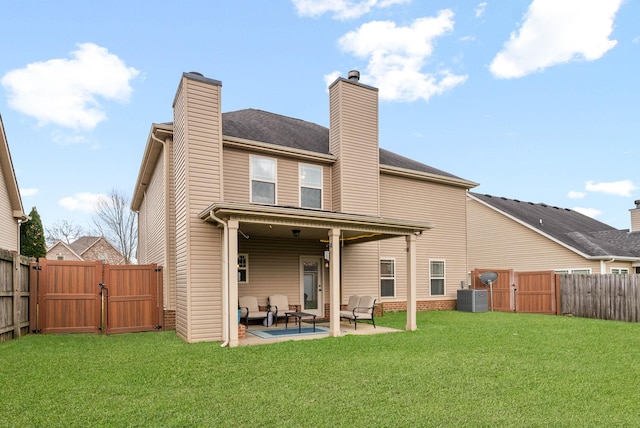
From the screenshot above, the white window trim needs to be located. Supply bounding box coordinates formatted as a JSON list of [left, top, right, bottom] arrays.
[[299, 163, 323, 209], [429, 259, 446, 296], [555, 268, 592, 274], [238, 254, 249, 283], [380, 258, 396, 298], [250, 155, 277, 204]]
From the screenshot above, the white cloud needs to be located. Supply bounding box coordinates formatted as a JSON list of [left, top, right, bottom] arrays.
[[490, 0, 623, 79], [475, 2, 487, 19], [20, 188, 38, 197], [460, 35, 476, 42], [585, 180, 637, 197], [573, 207, 602, 218], [567, 190, 586, 199], [58, 192, 106, 213], [337, 11, 467, 102], [323, 70, 342, 88], [1, 43, 140, 130], [292, 0, 411, 20]]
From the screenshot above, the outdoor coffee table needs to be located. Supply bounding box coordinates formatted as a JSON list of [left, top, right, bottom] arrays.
[[284, 311, 317, 333]]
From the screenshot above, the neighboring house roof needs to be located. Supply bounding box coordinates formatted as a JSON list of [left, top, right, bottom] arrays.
[[69, 236, 103, 255], [469, 192, 640, 260], [0, 114, 26, 220]]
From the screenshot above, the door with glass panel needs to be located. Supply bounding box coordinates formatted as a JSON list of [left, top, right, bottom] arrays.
[[300, 257, 323, 316]]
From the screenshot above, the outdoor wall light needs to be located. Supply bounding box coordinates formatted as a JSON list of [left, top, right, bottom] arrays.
[[292, 229, 301, 237]]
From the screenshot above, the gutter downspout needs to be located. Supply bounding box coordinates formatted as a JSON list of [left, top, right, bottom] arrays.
[[601, 257, 616, 274], [208, 210, 229, 348]]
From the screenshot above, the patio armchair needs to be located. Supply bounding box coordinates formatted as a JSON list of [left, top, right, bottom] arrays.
[[239, 296, 270, 328], [268, 294, 299, 326], [339, 295, 376, 330]]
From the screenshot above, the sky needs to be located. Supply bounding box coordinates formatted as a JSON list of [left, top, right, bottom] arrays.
[[1, 0, 639, 234]]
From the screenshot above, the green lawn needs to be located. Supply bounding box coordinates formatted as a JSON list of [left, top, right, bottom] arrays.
[[2, 311, 640, 427]]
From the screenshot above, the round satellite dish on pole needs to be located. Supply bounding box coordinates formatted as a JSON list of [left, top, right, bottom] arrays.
[[479, 271, 499, 312]]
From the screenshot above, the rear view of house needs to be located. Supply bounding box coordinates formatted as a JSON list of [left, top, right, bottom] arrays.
[[132, 71, 477, 345]]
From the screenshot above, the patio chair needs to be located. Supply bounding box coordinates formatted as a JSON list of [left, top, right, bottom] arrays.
[[239, 296, 270, 328], [340, 295, 376, 330], [268, 294, 299, 326]]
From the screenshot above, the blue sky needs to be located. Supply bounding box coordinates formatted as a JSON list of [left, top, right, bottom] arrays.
[[1, 0, 638, 233]]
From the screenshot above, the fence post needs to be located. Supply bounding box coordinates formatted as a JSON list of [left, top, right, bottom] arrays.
[[12, 252, 20, 338]]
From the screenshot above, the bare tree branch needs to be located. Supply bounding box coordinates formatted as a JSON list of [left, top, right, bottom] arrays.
[[45, 220, 86, 247], [92, 188, 137, 264]]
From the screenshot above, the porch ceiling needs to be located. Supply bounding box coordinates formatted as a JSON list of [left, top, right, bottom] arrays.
[[200, 202, 433, 244]]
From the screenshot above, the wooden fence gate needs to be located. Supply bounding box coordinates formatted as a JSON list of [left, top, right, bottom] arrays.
[[29, 259, 163, 334], [471, 269, 559, 314]]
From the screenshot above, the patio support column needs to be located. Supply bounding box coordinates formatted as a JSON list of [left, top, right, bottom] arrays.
[[328, 228, 341, 337], [228, 219, 240, 347], [406, 233, 417, 331]]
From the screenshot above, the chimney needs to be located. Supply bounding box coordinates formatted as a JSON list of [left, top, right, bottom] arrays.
[[631, 200, 640, 233], [328, 70, 379, 216]]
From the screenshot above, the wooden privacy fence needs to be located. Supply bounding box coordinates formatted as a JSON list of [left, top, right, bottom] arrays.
[[0, 249, 30, 342], [560, 274, 640, 322], [471, 268, 559, 315], [29, 259, 163, 334]]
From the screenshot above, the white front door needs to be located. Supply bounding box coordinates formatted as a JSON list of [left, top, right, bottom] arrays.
[[300, 256, 323, 316]]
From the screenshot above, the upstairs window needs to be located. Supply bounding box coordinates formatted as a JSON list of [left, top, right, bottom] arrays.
[[555, 269, 591, 275], [300, 164, 322, 209], [251, 156, 276, 204], [430, 260, 445, 296]]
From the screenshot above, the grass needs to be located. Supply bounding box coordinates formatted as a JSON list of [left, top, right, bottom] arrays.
[[2, 311, 640, 427]]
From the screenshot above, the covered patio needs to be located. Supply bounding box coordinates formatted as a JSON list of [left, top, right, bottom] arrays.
[[200, 202, 432, 347]]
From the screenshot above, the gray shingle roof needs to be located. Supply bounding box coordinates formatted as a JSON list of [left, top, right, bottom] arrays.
[[470, 192, 640, 258], [222, 109, 466, 181]]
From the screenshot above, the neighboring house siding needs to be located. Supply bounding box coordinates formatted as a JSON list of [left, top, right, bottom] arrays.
[[0, 171, 16, 251], [467, 198, 602, 273], [223, 147, 332, 209], [81, 239, 123, 264], [46, 243, 81, 261], [177, 76, 224, 342], [329, 79, 379, 216], [380, 174, 468, 301]]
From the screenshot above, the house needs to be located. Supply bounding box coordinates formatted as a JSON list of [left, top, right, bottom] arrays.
[[467, 192, 640, 275], [0, 114, 27, 252], [46, 236, 125, 264], [132, 71, 477, 345]]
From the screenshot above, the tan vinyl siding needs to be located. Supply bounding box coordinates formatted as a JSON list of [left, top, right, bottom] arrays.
[[223, 147, 332, 209], [341, 242, 380, 302], [137, 149, 171, 305], [0, 172, 16, 251], [175, 76, 224, 343], [380, 173, 468, 300], [329, 79, 379, 216], [165, 138, 176, 311], [467, 198, 603, 272], [631, 207, 640, 233], [173, 83, 188, 340], [237, 237, 326, 307]]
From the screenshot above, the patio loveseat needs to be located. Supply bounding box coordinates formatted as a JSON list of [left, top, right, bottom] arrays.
[[339, 295, 376, 330]]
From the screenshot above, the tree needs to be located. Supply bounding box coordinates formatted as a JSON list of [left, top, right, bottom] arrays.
[[20, 207, 47, 259], [92, 188, 137, 264], [45, 219, 86, 247]]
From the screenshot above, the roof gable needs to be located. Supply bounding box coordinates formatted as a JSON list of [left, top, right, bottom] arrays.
[[470, 192, 640, 258]]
